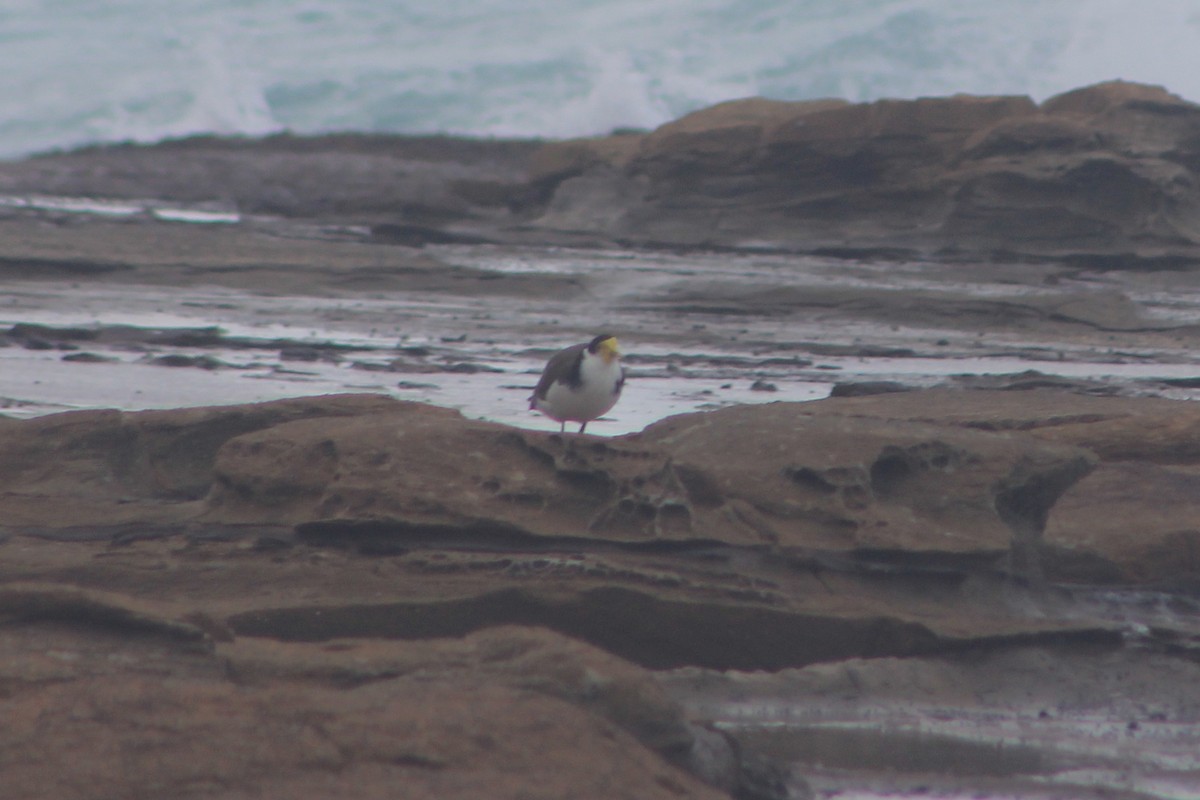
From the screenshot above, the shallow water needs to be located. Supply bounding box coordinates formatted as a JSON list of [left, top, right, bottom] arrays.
[[4, 237, 1200, 433], [664, 600, 1200, 799]]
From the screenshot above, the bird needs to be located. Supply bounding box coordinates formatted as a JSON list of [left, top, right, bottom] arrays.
[[529, 334, 625, 433]]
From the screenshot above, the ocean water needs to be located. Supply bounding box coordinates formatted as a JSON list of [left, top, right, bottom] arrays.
[[2, 0, 1199, 159]]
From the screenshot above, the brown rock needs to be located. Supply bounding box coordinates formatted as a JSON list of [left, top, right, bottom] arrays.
[[0, 663, 724, 800], [0, 134, 543, 223], [0, 393, 1131, 685], [1043, 461, 1200, 584], [0, 601, 739, 800], [0, 392, 1126, 675], [14, 389, 1198, 797], [640, 281, 1165, 337], [0, 582, 211, 646], [4, 82, 1199, 261], [524, 80, 1200, 263], [637, 97, 840, 174], [798, 388, 1200, 584], [0, 393, 405, 532], [2, 387, 1192, 587], [636, 403, 1092, 558], [192, 394, 1090, 564], [528, 132, 646, 184], [222, 625, 694, 758]]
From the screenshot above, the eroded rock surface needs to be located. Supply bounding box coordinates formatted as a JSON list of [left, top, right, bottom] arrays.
[[797, 388, 1200, 585], [3, 389, 1200, 797], [0, 606, 731, 800], [5, 390, 1196, 587], [0, 391, 1192, 649], [5, 81, 1200, 264], [526, 81, 1200, 262]]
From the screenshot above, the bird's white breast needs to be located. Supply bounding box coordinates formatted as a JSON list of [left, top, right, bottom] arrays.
[[537, 352, 623, 422]]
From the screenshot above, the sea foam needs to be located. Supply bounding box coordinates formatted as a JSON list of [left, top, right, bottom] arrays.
[[2, 0, 1199, 158]]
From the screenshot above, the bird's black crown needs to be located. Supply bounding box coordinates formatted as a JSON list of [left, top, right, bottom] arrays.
[[587, 333, 615, 352]]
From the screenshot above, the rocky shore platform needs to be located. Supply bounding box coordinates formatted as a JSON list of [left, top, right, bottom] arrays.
[[3, 81, 1200, 799]]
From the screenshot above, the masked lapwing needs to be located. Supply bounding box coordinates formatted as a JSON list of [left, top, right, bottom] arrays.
[[530, 334, 625, 433]]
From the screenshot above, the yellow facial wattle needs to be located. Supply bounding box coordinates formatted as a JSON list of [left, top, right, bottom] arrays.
[[597, 336, 621, 363]]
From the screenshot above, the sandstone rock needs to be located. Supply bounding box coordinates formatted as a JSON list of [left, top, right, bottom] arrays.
[[188, 394, 1090, 572], [4, 388, 1195, 588], [528, 131, 645, 184], [0, 393, 404, 532], [636, 403, 1093, 559], [639, 281, 1169, 341], [6, 389, 1198, 797], [0, 601, 746, 800], [798, 388, 1200, 584], [222, 625, 694, 759], [1043, 461, 1200, 584], [0, 582, 210, 646], [0, 134, 543, 223], [0, 388, 1187, 585], [3, 82, 1198, 261], [0, 390, 1190, 680], [524, 80, 1200, 263], [0, 658, 725, 800], [0, 392, 1125, 677]]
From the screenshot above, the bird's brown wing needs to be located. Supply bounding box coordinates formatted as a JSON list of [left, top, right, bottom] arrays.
[[532, 343, 587, 401]]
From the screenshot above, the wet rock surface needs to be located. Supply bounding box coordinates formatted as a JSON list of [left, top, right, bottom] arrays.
[[3, 83, 1200, 798], [525, 81, 1200, 264], [0, 607, 731, 800], [3, 391, 1200, 797], [6, 80, 1200, 264]]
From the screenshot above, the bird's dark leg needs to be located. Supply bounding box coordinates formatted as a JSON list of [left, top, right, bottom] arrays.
[[559, 421, 566, 433], [579, 422, 588, 434]]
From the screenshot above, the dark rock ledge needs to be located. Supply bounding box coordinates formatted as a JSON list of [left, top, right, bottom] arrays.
[[6, 80, 1200, 265], [2, 389, 1200, 797], [525, 80, 1200, 264]]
